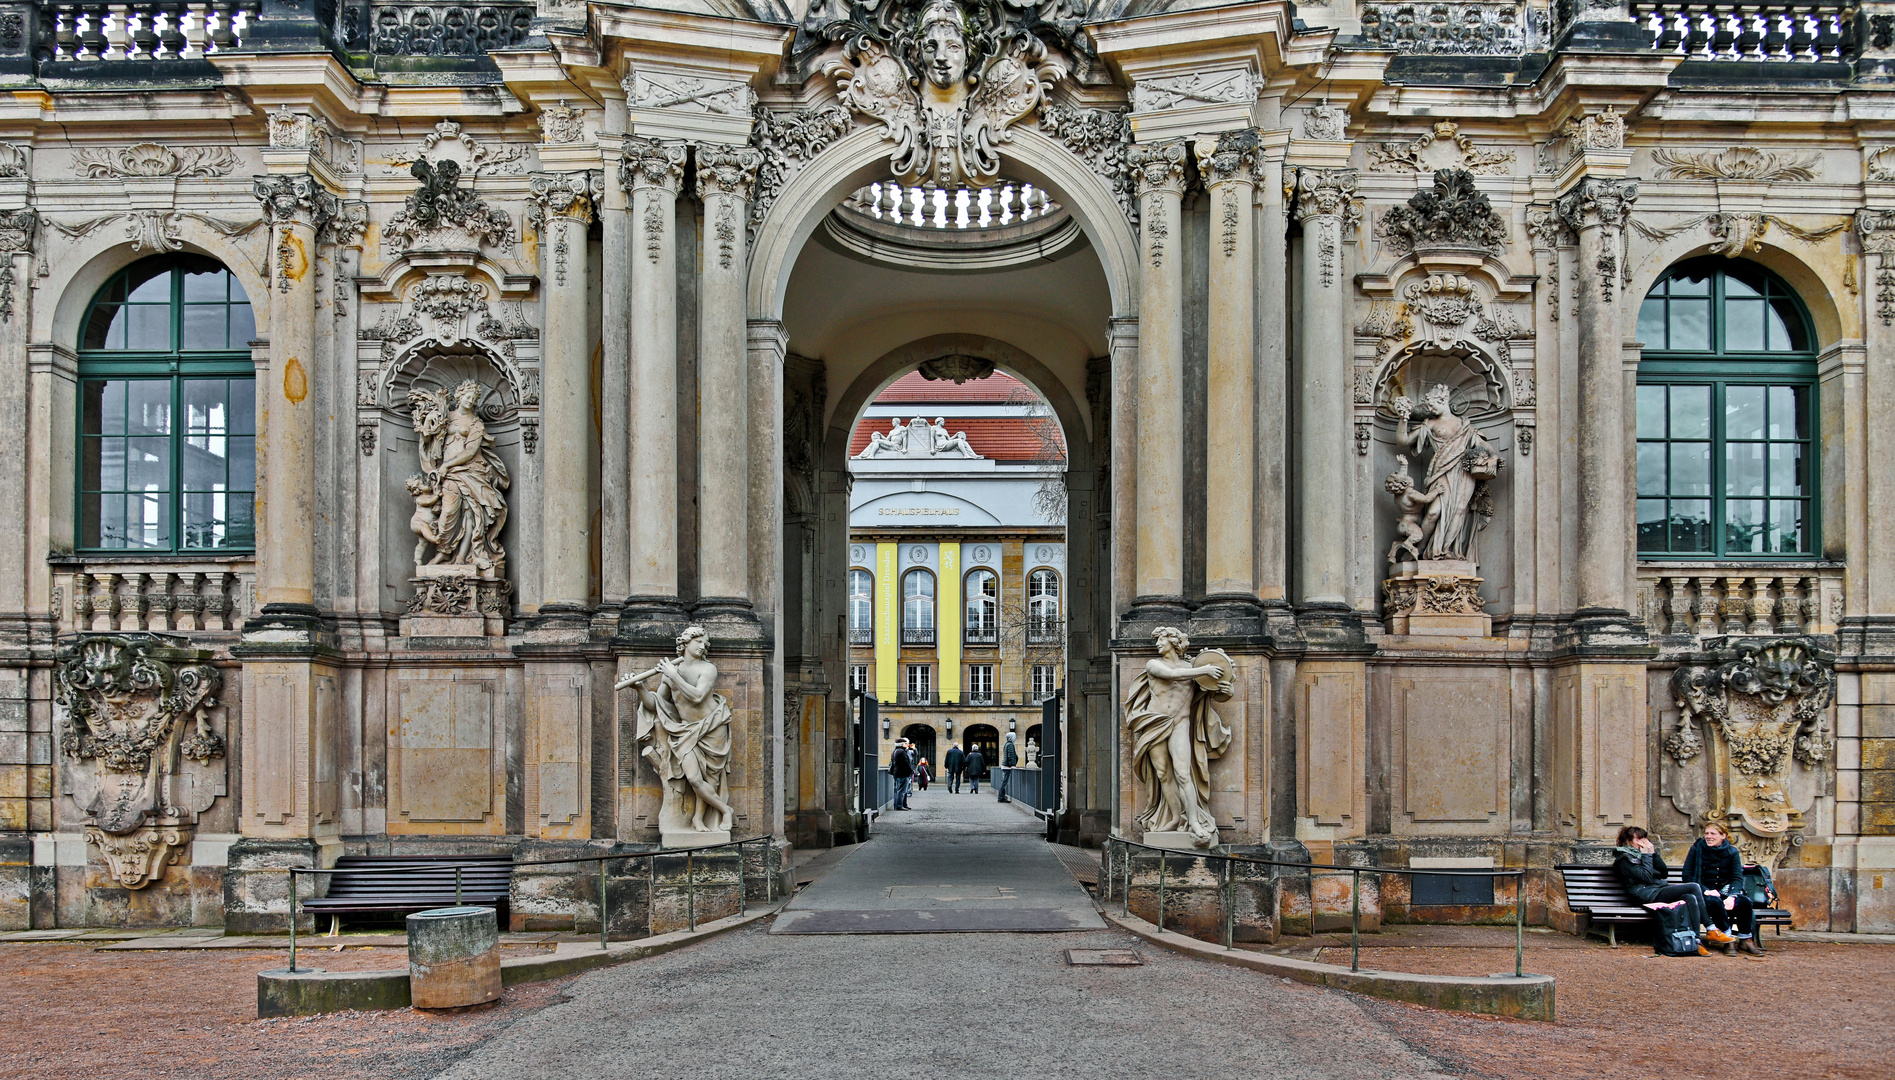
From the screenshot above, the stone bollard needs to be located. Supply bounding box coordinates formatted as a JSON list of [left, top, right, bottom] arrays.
[[407, 906, 503, 1010]]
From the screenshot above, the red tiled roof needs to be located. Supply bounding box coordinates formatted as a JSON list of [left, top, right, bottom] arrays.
[[849, 414, 1066, 462], [873, 370, 1034, 404]]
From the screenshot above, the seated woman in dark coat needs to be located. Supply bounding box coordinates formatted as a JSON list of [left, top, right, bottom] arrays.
[[1683, 823, 1765, 956], [1614, 826, 1729, 955]]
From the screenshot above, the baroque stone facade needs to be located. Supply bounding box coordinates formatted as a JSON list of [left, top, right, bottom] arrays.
[[0, 0, 1885, 938]]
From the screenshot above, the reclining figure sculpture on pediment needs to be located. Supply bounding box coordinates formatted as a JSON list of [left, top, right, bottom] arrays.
[[854, 414, 984, 459]]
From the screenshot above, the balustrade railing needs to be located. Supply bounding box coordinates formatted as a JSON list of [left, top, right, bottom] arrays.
[[34, 2, 258, 62], [841, 181, 1059, 231], [54, 564, 251, 634], [1626, 1, 1858, 60], [1636, 563, 1841, 637], [1026, 615, 1062, 644], [902, 627, 935, 646], [848, 627, 873, 645], [964, 625, 998, 645]]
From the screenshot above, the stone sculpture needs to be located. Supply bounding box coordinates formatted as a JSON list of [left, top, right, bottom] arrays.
[[1665, 638, 1835, 868], [617, 626, 736, 847], [54, 634, 224, 889], [1023, 738, 1040, 766], [1389, 384, 1498, 562], [853, 414, 983, 459], [1124, 627, 1234, 850], [405, 379, 512, 626]]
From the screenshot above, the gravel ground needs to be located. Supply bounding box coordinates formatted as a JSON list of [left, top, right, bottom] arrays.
[[0, 942, 572, 1080], [1333, 937, 1895, 1080]]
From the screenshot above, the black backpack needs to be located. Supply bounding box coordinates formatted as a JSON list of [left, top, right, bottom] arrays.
[[1649, 900, 1701, 956]]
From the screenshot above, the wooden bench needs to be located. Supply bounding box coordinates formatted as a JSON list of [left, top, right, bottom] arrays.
[[300, 855, 512, 930], [1557, 862, 1791, 946]]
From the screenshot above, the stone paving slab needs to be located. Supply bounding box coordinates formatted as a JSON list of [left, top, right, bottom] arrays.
[[771, 906, 1100, 934]]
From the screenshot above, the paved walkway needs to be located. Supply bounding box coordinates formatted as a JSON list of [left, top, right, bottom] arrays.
[[772, 783, 1102, 933], [427, 787, 1459, 1080]]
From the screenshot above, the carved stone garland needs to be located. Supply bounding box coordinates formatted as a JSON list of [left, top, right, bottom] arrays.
[[1664, 638, 1835, 868], [54, 634, 223, 889]]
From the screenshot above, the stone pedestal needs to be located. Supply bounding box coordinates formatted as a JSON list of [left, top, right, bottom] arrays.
[[401, 564, 509, 638], [662, 829, 733, 850], [1382, 559, 1490, 636], [1140, 830, 1204, 851]]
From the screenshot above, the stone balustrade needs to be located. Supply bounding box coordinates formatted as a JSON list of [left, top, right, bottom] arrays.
[[840, 181, 1058, 231], [34, 2, 257, 61], [1625, 1, 1858, 60], [1636, 563, 1842, 638], [53, 564, 252, 634]]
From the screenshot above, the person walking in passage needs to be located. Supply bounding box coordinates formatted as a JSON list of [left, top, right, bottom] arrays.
[[944, 743, 965, 794], [1614, 825, 1732, 956], [889, 739, 915, 811], [964, 745, 986, 795], [996, 732, 1019, 803], [915, 756, 931, 792], [1684, 823, 1767, 955]]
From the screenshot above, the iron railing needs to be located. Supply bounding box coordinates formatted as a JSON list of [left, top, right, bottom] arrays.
[[964, 626, 998, 645], [901, 627, 935, 645], [1026, 616, 1061, 644], [1102, 836, 1530, 977], [284, 835, 775, 974], [848, 627, 873, 645]]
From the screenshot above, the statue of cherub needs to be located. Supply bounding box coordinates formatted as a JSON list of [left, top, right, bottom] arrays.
[[405, 473, 443, 567], [1384, 455, 1441, 565]]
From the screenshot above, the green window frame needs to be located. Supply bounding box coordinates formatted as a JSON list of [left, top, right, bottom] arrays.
[[76, 255, 257, 554], [1636, 258, 1818, 559]]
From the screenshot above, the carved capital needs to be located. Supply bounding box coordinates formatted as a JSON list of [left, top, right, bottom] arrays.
[[1127, 141, 1188, 197], [252, 173, 339, 231], [1195, 131, 1260, 188], [528, 171, 599, 224], [620, 138, 687, 194], [1855, 207, 1895, 254], [0, 208, 36, 255], [694, 144, 763, 202], [1524, 204, 1571, 250], [1292, 167, 1359, 222], [1556, 176, 1638, 235]]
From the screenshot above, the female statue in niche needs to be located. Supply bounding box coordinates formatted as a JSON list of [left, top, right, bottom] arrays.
[[1390, 383, 1499, 562], [408, 379, 511, 577]]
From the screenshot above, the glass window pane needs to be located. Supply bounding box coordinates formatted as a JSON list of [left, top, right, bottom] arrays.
[[181, 434, 228, 490], [227, 380, 255, 434], [125, 304, 170, 350], [226, 437, 254, 492], [181, 268, 226, 302], [1723, 272, 1761, 299], [1725, 499, 1767, 553], [1638, 299, 1666, 348], [1637, 442, 1668, 496], [1637, 385, 1667, 437], [83, 304, 125, 350], [1765, 295, 1804, 351], [85, 494, 124, 548], [180, 304, 226, 350], [1725, 441, 1765, 497], [182, 379, 228, 434], [126, 437, 171, 492], [1638, 499, 1669, 551], [224, 496, 255, 549], [1726, 386, 1765, 440], [228, 302, 256, 346], [1725, 298, 1765, 351], [1669, 385, 1710, 438], [84, 437, 124, 491], [82, 380, 123, 436], [125, 268, 170, 303], [1668, 299, 1710, 351], [1769, 500, 1807, 554], [1767, 444, 1804, 498], [1671, 502, 1713, 552], [1672, 442, 1711, 496], [126, 381, 170, 436], [1768, 385, 1806, 440], [1670, 271, 1711, 295]]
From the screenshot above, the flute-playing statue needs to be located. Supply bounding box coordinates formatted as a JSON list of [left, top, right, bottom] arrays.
[[615, 626, 734, 845]]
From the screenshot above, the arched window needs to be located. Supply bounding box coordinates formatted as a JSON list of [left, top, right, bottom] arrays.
[[848, 568, 874, 644], [902, 568, 935, 644], [964, 568, 997, 644], [1027, 568, 1059, 642], [78, 255, 257, 552], [1636, 259, 1817, 557]]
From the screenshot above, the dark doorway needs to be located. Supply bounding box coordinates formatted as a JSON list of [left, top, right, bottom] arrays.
[[901, 723, 938, 775], [963, 723, 999, 779]]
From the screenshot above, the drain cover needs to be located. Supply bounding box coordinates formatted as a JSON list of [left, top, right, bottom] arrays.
[[1066, 949, 1142, 966]]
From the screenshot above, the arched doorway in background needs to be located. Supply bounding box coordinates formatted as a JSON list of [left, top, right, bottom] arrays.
[[962, 723, 999, 779], [900, 723, 938, 776]]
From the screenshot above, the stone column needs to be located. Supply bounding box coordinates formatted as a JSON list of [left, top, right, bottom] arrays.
[[1197, 134, 1260, 626], [529, 172, 600, 620], [693, 144, 762, 620], [1556, 178, 1638, 624], [1290, 168, 1361, 639], [0, 210, 33, 630], [1125, 141, 1188, 622], [1254, 134, 1291, 615], [251, 175, 336, 616], [622, 140, 689, 630], [1853, 209, 1895, 649]]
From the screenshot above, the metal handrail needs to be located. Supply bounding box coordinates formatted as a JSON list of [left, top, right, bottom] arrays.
[[1104, 835, 1530, 978], [284, 835, 775, 973]]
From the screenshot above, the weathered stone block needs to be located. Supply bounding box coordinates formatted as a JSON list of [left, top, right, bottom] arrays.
[[223, 837, 320, 934], [1863, 740, 1895, 771], [0, 836, 29, 931], [1862, 802, 1895, 835], [1773, 867, 1832, 931], [1860, 772, 1895, 803], [1863, 705, 1895, 738]]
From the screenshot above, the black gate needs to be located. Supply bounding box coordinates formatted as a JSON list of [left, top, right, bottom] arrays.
[[855, 692, 879, 842]]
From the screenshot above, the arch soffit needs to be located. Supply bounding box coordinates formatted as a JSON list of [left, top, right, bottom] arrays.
[[1627, 236, 1849, 347], [823, 332, 1092, 474], [748, 125, 1138, 323], [45, 228, 270, 352]]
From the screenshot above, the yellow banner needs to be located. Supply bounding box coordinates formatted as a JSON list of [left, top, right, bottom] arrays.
[[875, 542, 897, 702], [938, 542, 961, 702]]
